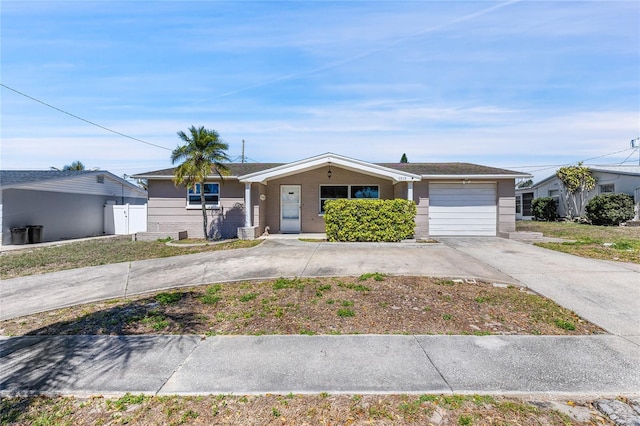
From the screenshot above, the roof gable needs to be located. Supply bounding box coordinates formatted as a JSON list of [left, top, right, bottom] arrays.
[[239, 153, 421, 184]]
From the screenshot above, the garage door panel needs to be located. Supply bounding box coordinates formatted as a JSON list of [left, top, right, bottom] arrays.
[[429, 215, 497, 223], [430, 199, 494, 207], [429, 183, 497, 236], [429, 227, 496, 237], [430, 206, 496, 215]]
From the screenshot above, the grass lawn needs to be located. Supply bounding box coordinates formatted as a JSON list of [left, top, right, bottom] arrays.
[[0, 236, 261, 279], [516, 221, 640, 264]]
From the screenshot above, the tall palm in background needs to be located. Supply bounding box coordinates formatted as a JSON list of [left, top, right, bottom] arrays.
[[171, 126, 230, 240], [51, 160, 86, 171], [63, 160, 85, 171]]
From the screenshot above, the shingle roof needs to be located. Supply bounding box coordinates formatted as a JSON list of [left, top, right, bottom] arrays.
[[135, 162, 526, 178], [0, 170, 98, 188], [134, 163, 284, 178], [375, 162, 526, 176]]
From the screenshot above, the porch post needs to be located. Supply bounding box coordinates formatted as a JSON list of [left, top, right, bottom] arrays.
[[407, 181, 414, 201], [244, 183, 252, 227]]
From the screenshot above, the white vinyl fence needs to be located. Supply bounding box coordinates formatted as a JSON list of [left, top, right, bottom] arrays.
[[104, 203, 147, 235]]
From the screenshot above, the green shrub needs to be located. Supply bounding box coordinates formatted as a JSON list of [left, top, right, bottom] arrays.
[[155, 292, 182, 305], [323, 199, 416, 242], [531, 197, 557, 221], [585, 193, 635, 225]]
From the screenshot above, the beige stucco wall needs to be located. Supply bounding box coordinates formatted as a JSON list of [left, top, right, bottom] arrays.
[[413, 182, 430, 239], [497, 180, 516, 236], [146, 179, 245, 239], [146, 173, 517, 239], [262, 165, 396, 233]]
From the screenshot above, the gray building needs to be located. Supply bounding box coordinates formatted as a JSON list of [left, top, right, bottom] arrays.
[[1, 170, 147, 245], [516, 165, 640, 220]]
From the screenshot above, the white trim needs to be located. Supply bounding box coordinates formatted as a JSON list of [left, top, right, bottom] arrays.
[[239, 152, 421, 184], [421, 174, 528, 179], [244, 183, 252, 227], [186, 183, 220, 209]]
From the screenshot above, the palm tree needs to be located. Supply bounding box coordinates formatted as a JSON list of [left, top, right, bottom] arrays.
[[171, 126, 230, 240], [54, 160, 85, 171]]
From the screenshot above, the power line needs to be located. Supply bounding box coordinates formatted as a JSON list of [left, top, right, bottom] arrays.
[[1, 83, 172, 151], [506, 146, 637, 174]]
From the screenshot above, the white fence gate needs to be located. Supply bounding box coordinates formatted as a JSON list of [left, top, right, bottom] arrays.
[[104, 203, 147, 235]]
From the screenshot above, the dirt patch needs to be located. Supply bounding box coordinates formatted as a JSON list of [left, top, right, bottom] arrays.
[[0, 393, 614, 426], [0, 276, 603, 336]]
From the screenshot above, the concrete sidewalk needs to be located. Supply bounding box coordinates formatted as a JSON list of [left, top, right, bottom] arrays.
[[1, 334, 638, 397]]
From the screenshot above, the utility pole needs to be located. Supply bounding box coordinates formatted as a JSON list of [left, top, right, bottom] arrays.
[[632, 137, 640, 165], [241, 139, 245, 163]]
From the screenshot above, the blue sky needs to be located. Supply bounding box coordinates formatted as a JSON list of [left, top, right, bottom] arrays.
[[2, 1, 639, 182]]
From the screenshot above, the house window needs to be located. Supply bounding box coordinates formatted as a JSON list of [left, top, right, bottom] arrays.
[[599, 184, 615, 194], [320, 184, 379, 213], [96, 175, 104, 184], [187, 183, 219, 208], [522, 192, 534, 216], [515, 196, 522, 215], [548, 189, 560, 208]]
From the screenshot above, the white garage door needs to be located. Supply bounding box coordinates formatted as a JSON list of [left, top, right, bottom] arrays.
[[429, 183, 497, 236]]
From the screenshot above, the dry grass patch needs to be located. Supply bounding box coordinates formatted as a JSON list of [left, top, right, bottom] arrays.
[[0, 237, 262, 279], [517, 221, 640, 264], [0, 276, 603, 337], [0, 394, 613, 425]]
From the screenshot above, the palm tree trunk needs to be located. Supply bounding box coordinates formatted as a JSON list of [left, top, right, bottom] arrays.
[[200, 183, 209, 240]]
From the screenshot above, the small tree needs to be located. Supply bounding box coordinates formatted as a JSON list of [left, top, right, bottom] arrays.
[[400, 153, 408, 163], [171, 126, 230, 240], [517, 179, 533, 189], [585, 193, 635, 225], [556, 163, 596, 219]]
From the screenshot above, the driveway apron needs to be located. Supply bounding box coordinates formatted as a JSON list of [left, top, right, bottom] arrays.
[[439, 237, 640, 337]]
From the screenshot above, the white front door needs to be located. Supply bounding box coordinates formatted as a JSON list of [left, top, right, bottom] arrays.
[[280, 185, 301, 233]]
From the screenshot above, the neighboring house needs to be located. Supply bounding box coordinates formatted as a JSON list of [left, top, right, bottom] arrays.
[[1, 170, 148, 245], [133, 152, 528, 240], [516, 165, 640, 220]]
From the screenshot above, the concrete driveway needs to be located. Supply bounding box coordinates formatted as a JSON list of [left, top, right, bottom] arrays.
[[1, 237, 638, 337], [439, 238, 640, 337], [0, 239, 514, 321]]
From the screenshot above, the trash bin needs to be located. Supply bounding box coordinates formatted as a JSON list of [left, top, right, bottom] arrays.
[[10, 227, 28, 245], [28, 225, 44, 244]]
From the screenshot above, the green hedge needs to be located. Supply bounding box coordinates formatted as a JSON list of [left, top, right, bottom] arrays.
[[323, 198, 417, 242], [585, 193, 635, 225]]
